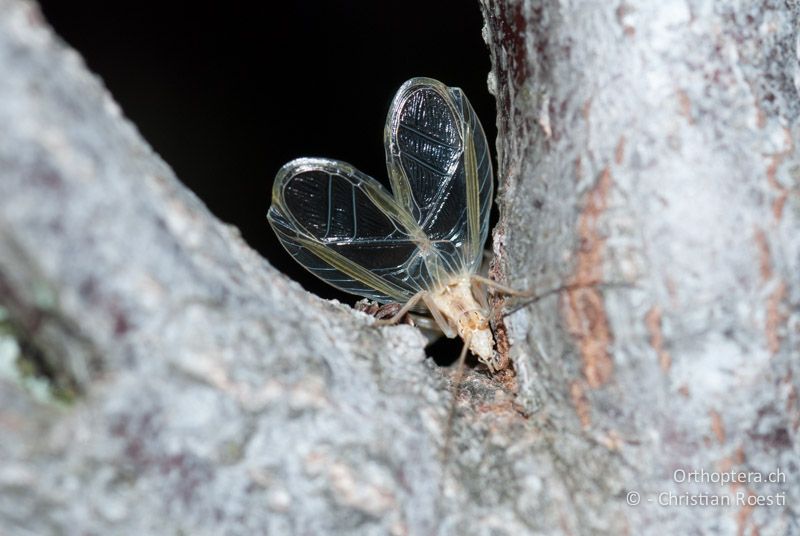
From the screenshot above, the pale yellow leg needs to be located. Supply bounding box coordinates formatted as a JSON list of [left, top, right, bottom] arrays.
[[408, 314, 444, 333], [373, 291, 457, 339], [471, 276, 490, 311], [469, 274, 532, 297], [373, 291, 426, 326], [422, 293, 457, 338]]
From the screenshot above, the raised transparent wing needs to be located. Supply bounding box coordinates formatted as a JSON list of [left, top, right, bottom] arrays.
[[384, 77, 493, 274], [268, 157, 434, 303]]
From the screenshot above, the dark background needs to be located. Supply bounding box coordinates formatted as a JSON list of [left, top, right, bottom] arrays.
[[37, 1, 497, 306]]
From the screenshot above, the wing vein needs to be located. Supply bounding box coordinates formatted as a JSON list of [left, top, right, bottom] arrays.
[[351, 184, 357, 239], [400, 151, 452, 176], [325, 173, 332, 239], [398, 122, 461, 150]]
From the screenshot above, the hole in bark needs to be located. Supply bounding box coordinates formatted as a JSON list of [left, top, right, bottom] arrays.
[[427, 336, 478, 368], [427, 336, 461, 366]]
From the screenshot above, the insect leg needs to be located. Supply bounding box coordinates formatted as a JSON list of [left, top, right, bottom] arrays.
[[408, 314, 444, 333], [470, 274, 531, 297], [422, 293, 457, 338], [471, 275, 490, 312], [373, 291, 426, 326]]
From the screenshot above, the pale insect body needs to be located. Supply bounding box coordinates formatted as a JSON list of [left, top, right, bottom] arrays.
[[268, 77, 504, 370]]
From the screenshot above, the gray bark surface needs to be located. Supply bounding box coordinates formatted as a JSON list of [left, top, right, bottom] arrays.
[[484, 0, 800, 534], [0, 1, 526, 534], [0, 0, 797, 535]]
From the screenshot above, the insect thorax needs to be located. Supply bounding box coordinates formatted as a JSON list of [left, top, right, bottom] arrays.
[[428, 276, 495, 367]]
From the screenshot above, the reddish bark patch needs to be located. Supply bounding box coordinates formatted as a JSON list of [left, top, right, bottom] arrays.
[[644, 306, 671, 373], [755, 228, 787, 355], [476, 400, 527, 420], [755, 104, 767, 129], [564, 168, 614, 388], [716, 448, 753, 535], [736, 494, 755, 536], [754, 228, 771, 281], [614, 136, 626, 166], [665, 276, 678, 305], [492, 307, 511, 371], [487, 220, 513, 372], [597, 430, 623, 451], [765, 127, 792, 220], [493, 367, 518, 394], [786, 371, 800, 433], [676, 89, 693, 123], [615, 2, 636, 37], [581, 98, 592, 121], [717, 446, 745, 472], [766, 281, 787, 355], [570, 380, 591, 429], [710, 409, 726, 444]]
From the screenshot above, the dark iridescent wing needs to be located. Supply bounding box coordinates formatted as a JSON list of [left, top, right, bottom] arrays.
[[384, 78, 493, 275], [268, 158, 434, 303]]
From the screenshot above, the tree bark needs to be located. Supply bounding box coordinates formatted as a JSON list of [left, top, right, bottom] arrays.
[[0, 0, 797, 535], [484, 0, 800, 533]]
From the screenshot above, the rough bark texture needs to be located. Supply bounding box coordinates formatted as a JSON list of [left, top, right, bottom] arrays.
[[0, 1, 523, 534], [0, 0, 798, 535], [484, 0, 800, 533]]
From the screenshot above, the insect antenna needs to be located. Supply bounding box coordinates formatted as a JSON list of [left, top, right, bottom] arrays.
[[501, 280, 637, 317]]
